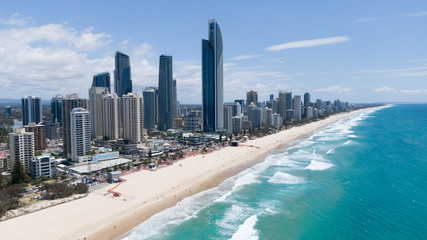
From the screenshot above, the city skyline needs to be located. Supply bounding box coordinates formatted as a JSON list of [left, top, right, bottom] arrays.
[[0, 1, 427, 103]]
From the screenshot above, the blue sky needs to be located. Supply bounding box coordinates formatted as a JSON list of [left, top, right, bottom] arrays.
[[0, 0, 426, 103]]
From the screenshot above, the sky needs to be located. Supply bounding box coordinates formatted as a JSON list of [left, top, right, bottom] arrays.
[[0, 0, 426, 104]]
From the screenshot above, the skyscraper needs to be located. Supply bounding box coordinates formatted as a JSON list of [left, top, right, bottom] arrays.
[[202, 19, 224, 132], [234, 99, 244, 113], [223, 105, 233, 134], [285, 92, 292, 110], [70, 108, 91, 162], [5, 106, 12, 117], [172, 79, 178, 117], [22, 96, 42, 125], [143, 87, 157, 129], [24, 123, 46, 151], [102, 93, 120, 140], [246, 90, 258, 108], [122, 92, 143, 144], [89, 86, 108, 138], [51, 94, 63, 126], [278, 91, 286, 119], [92, 72, 111, 93], [304, 92, 311, 107], [293, 95, 302, 121], [9, 128, 34, 173], [279, 91, 293, 120], [114, 52, 132, 97], [62, 94, 90, 159], [158, 55, 174, 131]]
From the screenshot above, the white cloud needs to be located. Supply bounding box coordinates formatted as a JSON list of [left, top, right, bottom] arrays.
[[400, 89, 427, 94], [313, 85, 351, 93], [230, 54, 260, 61], [0, 22, 117, 99], [133, 43, 153, 57], [0, 13, 31, 26], [357, 66, 427, 78], [374, 86, 397, 93], [402, 11, 427, 18], [265, 36, 350, 52], [74, 31, 112, 51]]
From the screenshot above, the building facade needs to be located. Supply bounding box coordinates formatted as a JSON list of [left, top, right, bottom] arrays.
[[92, 72, 111, 93], [30, 156, 56, 179], [24, 122, 46, 150], [5, 106, 12, 117], [143, 87, 157, 129], [9, 128, 34, 173], [158, 55, 174, 131], [102, 93, 120, 140], [89, 86, 108, 138], [246, 90, 258, 108], [22, 96, 42, 125], [293, 95, 302, 121], [114, 51, 132, 97], [62, 94, 90, 159], [51, 94, 63, 126], [122, 93, 144, 144], [202, 19, 224, 132], [223, 105, 233, 134], [70, 108, 91, 162]]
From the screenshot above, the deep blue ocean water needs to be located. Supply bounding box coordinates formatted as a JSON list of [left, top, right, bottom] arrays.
[[123, 105, 427, 240]]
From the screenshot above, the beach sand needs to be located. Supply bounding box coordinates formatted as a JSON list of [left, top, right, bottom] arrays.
[[0, 109, 367, 240]]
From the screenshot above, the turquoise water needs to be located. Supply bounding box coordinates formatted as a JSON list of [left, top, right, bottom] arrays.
[[123, 105, 427, 240]]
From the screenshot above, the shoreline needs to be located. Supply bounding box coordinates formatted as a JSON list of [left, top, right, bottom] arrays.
[[0, 108, 372, 240]]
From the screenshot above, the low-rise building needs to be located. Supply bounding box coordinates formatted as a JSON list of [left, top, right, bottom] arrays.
[[30, 156, 56, 179]]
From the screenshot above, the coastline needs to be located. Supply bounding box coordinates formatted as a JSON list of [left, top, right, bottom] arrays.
[[0, 108, 371, 240]]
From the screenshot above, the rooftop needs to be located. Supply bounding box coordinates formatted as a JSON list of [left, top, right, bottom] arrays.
[[68, 158, 132, 175]]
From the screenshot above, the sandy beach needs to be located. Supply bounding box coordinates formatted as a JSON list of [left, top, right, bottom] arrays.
[[0, 109, 368, 240]]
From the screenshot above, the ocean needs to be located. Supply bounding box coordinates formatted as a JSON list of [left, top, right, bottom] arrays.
[[122, 104, 427, 240]]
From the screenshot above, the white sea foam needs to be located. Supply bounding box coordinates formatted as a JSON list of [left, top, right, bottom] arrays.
[[326, 149, 335, 154], [230, 214, 260, 240], [216, 204, 248, 232], [343, 140, 356, 145], [123, 186, 224, 240], [348, 134, 358, 138], [124, 107, 388, 239], [305, 160, 333, 171], [268, 172, 305, 184]]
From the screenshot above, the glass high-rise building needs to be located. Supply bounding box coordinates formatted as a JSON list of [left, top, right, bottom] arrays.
[[304, 92, 311, 107], [51, 94, 63, 126], [22, 96, 42, 125], [143, 87, 157, 129], [114, 52, 132, 97], [158, 55, 174, 131], [92, 72, 111, 93], [285, 92, 292, 110], [202, 19, 223, 132]]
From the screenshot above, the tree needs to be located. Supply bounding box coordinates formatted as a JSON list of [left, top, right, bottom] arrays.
[[40, 174, 49, 182], [11, 159, 31, 185], [0, 173, 8, 190], [74, 183, 88, 194], [143, 158, 150, 167]]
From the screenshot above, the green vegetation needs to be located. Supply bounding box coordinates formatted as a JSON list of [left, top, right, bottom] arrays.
[[0, 185, 24, 217], [41, 182, 88, 200], [11, 160, 31, 185]]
